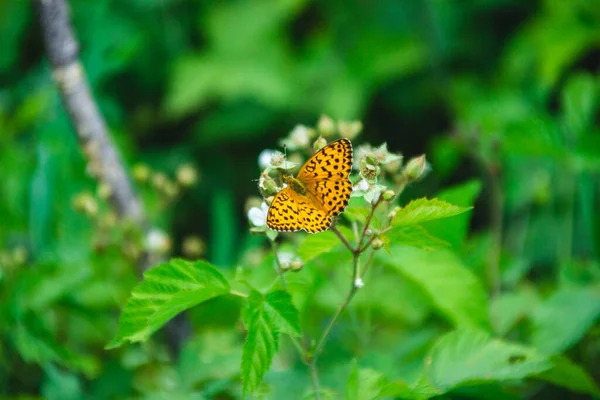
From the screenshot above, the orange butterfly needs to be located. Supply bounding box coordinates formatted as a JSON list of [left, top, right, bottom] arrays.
[[266, 138, 353, 233]]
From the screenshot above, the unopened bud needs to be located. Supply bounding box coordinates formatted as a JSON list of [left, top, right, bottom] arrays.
[[97, 182, 112, 200], [290, 259, 304, 272], [260, 174, 279, 197], [132, 163, 151, 182], [337, 121, 363, 140], [313, 136, 327, 152], [182, 236, 206, 258], [72, 192, 98, 216], [317, 114, 336, 137], [382, 190, 395, 201], [164, 181, 180, 198], [388, 206, 401, 220], [12, 247, 27, 265], [371, 238, 384, 250], [176, 164, 199, 187], [364, 229, 373, 237], [151, 172, 168, 190], [403, 155, 429, 182]]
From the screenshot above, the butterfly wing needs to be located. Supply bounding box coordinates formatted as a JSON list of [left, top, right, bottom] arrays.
[[266, 186, 332, 233], [296, 138, 353, 217]]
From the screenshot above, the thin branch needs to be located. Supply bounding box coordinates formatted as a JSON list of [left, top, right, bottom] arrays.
[[270, 240, 288, 291], [330, 224, 355, 253], [309, 252, 360, 373], [33, 0, 190, 353]]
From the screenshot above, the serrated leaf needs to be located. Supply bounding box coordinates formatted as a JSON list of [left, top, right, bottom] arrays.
[[264, 290, 301, 337], [385, 246, 490, 330], [380, 376, 441, 399], [106, 259, 230, 349], [530, 287, 600, 354], [427, 329, 551, 392], [241, 291, 279, 395], [536, 355, 600, 396], [346, 361, 387, 400], [424, 180, 482, 247], [298, 231, 340, 263], [386, 225, 450, 251], [392, 198, 471, 227]]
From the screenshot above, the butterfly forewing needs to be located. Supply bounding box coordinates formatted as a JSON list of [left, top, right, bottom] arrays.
[[297, 138, 353, 217], [266, 138, 353, 233]]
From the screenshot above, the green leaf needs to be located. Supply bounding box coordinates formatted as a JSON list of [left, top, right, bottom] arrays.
[[264, 290, 301, 337], [427, 329, 551, 392], [536, 355, 600, 397], [530, 287, 600, 354], [386, 225, 450, 251], [41, 364, 83, 400], [380, 376, 441, 399], [298, 231, 340, 263], [562, 72, 597, 137], [106, 259, 230, 349], [490, 288, 540, 336], [423, 180, 482, 248], [392, 198, 471, 227], [385, 246, 490, 330], [346, 361, 387, 400], [241, 291, 279, 395], [343, 205, 371, 224]]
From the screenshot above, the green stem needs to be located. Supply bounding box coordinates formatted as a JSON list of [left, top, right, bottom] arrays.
[[331, 224, 354, 253], [310, 252, 360, 367], [270, 239, 288, 291]]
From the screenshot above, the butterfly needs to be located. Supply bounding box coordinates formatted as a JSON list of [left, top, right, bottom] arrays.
[[266, 138, 353, 233]]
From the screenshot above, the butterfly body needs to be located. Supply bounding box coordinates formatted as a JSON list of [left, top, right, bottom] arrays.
[[266, 138, 353, 233]]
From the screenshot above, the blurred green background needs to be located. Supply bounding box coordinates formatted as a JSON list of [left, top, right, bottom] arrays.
[[1, 0, 600, 398]]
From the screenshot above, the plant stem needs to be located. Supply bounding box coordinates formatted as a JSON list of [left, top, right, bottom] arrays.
[[270, 239, 288, 291], [309, 253, 360, 377], [330, 225, 354, 253]]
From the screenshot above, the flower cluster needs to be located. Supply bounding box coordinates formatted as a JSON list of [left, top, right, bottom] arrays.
[[248, 115, 363, 234]]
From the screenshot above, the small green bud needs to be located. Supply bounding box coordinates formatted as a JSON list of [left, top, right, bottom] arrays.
[[317, 114, 336, 137], [72, 192, 98, 216], [382, 189, 395, 200], [290, 259, 304, 272], [151, 172, 168, 190], [132, 163, 151, 182], [403, 155, 429, 182], [97, 182, 112, 200], [176, 164, 199, 187], [337, 120, 363, 140], [371, 238, 384, 250], [12, 247, 27, 265], [99, 212, 117, 228], [364, 229, 373, 237], [259, 173, 279, 197], [164, 181, 180, 199], [313, 136, 327, 152], [182, 236, 206, 258], [388, 206, 401, 220]]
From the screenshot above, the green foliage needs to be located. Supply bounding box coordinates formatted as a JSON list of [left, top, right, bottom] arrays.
[[107, 259, 230, 348], [241, 290, 301, 394], [3, 0, 600, 398]]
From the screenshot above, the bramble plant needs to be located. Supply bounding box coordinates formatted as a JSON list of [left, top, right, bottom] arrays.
[[107, 117, 485, 397]]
